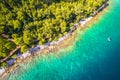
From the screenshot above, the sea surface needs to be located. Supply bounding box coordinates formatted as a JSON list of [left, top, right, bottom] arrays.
[[8, 0, 120, 80]]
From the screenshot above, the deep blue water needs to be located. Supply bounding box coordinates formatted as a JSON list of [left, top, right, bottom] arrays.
[[8, 0, 120, 80]]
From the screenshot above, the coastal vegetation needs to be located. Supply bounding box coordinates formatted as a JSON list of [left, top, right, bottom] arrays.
[[0, 0, 106, 66]]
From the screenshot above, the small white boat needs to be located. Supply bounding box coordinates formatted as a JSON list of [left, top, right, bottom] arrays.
[[108, 37, 111, 42]]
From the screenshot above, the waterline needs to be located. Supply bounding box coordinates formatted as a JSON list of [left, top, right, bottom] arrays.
[[8, 0, 120, 80]]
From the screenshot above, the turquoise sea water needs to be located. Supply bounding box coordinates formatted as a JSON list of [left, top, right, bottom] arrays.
[[8, 0, 120, 80]]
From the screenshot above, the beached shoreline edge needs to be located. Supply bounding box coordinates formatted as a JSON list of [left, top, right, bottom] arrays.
[[0, 1, 109, 79]]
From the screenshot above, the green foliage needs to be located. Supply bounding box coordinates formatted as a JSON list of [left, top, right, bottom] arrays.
[[0, 37, 16, 57], [21, 45, 29, 53], [12, 34, 23, 45], [13, 20, 21, 29], [0, 62, 7, 67], [0, 26, 4, 34], [0, 0, 106, 58]]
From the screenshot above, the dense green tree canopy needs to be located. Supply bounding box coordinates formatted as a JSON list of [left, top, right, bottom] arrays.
[[0, 0, 106, 60]]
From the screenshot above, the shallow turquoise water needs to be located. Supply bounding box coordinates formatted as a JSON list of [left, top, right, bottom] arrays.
[[8, 0, 120, 80]]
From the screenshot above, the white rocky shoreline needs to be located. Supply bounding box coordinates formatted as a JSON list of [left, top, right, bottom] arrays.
[[0, 1, 109, 78]]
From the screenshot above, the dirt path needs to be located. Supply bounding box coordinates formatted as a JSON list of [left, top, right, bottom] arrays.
[[0, 46, 21, 63]]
